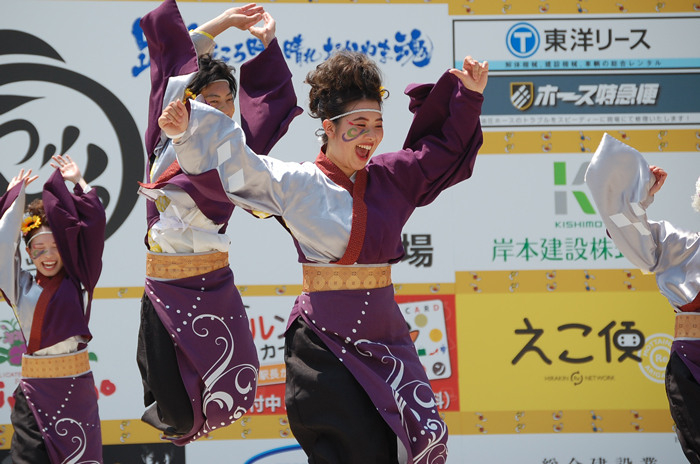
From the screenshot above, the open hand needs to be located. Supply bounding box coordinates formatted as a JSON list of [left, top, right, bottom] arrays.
[[7, 169, 38, 191], [450, 56, 489, 94], [50, 155, 83, 184]]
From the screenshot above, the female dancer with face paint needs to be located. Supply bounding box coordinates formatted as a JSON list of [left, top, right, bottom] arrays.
[[159, 51, 488, 462], [136, 0, 301, 444], [586, 134, 700, 464], [0, 155, 105, 464]]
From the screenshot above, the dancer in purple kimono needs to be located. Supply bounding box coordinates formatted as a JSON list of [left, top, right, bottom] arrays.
[[136, 0, 301, 445], [0, 155, 105, 464], [586, 134, 700, 464], [159, 51, 488, 462]]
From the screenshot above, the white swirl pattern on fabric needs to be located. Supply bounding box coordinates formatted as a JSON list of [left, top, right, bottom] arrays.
[[55, 418, 100, 464]]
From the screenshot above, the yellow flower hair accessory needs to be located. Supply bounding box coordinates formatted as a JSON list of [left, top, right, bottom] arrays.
[[22, 215, 41, 236], [183, 88, 197, 103]]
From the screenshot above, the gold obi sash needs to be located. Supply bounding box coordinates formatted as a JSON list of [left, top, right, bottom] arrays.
[[675, 312, 700, 339], [302, 264, 392, 293], [146, 250, 229, 279], [21, 349, 91, 379]]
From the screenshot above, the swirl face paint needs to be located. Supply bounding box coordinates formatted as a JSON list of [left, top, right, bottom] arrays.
[[342, 123, 370, 143], [31, 248, 50, 259]]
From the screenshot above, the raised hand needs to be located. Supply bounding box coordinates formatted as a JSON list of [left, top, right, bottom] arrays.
[[449, 56, 489, 94], [649, 165, 667, 196], [226, 3, 265, 31], [50, 155, 82, 184], [158, 100, 189, 139], [195, 4, 264, 39], [7, 169, 38, 191], [248, 12, 276, 48]]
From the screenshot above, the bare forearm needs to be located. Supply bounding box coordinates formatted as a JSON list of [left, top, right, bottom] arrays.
[[195, 12, 231, 39]]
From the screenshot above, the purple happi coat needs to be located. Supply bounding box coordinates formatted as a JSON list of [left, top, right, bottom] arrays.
[[169, 69, 483, 462], [0, 170, 105, 463], [138, 0, 301, 445]]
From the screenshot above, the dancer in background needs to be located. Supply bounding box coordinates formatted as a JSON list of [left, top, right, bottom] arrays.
[[159, 51, 488, 462], [0, 156, 105, 464], [586, 134, 700, 464], [137, 0, 301, 444]]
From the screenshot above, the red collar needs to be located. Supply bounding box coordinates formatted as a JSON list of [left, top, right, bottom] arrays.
[[314, 151, 368, 265]]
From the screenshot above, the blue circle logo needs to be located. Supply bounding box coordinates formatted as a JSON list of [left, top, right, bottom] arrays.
[[506, 23, 540, 58]]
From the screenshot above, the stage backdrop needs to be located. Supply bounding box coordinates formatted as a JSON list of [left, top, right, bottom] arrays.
[[0, 0, 698, 462]]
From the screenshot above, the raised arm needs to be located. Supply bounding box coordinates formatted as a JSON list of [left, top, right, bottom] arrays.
[[370, 58, 487, 208], [190, 4, 264, 57], [0, 177, 31, 310], [42, 158, 106, 292], [585, 134, 698, 276], [240, 12, 303, 156]]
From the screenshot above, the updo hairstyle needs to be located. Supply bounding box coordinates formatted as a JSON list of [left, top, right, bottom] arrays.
[[306, 51, 387, 144], [188, 54, 238, 99]]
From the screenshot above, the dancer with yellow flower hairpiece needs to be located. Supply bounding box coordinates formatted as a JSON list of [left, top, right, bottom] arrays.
[[135, 0, 301, 445], [0, 155, 106, 463], [21, 214, 41, 236]]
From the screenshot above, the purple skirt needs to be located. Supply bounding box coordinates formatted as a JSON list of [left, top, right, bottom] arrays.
[[289, 285, 448, 464], [20, 372, 102, 463], [145, 266, 258, 445]]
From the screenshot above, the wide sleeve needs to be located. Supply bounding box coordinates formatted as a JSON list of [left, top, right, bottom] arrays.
[[173, 100, 310, 218], [585, 134, 700, 307], [0, 182, 31, 309], [42, 170, 106, 292], [239, 38, 303, 156], [369, 71, 483, 208], [140, 0, 199, 156]]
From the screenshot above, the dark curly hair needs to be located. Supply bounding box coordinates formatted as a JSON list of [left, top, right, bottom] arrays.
[[306, 51, 387, 144], [24, 198, 49, 246], [187, 54, 238, 99]]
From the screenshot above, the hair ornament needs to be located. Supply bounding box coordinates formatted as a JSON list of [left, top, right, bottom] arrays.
[[21, 215, 41, 236], [183, 88, 197, 103], [329, 108, 382, 122]]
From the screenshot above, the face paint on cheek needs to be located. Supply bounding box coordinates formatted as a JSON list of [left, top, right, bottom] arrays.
[[342, 126, 370, 143], [31, 249, 49, 259]]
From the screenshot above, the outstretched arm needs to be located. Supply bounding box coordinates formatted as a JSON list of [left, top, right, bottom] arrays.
[[370, 54, 487, 208]]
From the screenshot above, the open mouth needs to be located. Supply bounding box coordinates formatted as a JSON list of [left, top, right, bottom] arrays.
[[355, 143, 373, 161], [41, 261, 57, 272]]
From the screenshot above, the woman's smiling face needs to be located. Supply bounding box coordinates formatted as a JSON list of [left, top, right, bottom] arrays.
[[324, 99, 383, 177], [26, 227, 63, 277]]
